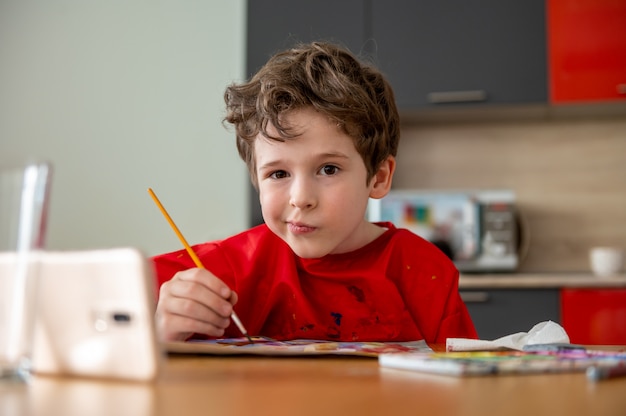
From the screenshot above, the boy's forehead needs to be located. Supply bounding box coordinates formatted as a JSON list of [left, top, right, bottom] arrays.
[[266, 108, 341, 136], [254, 112, 358, 157]]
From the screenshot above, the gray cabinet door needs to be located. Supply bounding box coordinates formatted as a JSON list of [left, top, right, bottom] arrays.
[[247, 0, 367, 78], [371, 0, 547, 109], [460, 289, 560, 340]]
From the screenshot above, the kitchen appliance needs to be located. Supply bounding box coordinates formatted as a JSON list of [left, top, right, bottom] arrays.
[[368, 189, 524, 273]]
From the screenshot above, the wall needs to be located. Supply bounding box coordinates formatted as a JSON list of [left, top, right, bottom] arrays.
[[0, 1, 248, 256], [395, 111, 626, 273]]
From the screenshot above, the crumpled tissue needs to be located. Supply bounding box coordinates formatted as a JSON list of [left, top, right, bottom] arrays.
[[446, 320, 570, 352]]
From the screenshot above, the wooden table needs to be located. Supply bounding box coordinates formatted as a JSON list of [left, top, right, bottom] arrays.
[[2, 354, 626, 416]]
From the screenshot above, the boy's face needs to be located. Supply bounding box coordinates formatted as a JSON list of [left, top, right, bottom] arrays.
[[255, 107, 392, 258]]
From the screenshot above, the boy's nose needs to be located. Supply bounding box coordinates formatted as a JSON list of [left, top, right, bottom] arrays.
[[289, 178, 316, 209]]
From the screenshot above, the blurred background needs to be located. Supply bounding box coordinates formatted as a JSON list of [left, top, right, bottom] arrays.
[[0, 1, 248, 256]]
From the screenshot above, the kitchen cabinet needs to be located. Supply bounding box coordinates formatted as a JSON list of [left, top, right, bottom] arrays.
[[548, 0, 626, 103], [246, 0, 367, 79], [459, 275, 626, 344], [460, 289, 561, 340], [561, 288, 626, 345], [247, 1, 547, 112], [370, 0, 547, 109]]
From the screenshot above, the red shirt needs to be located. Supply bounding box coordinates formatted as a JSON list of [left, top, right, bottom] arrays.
[[152, 222, 477, 343]]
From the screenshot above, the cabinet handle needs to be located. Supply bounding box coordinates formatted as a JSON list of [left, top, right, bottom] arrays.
[[427, 90, 487, 104], [617, 84, 626, 95], [460, 291, 490, 303]]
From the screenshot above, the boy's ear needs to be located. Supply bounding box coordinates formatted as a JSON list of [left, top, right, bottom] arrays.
[[369, 156, 396, 199]]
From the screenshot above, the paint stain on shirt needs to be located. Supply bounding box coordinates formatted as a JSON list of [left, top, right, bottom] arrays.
[[330, 312, 342, 326], [347, 285, 365, 302], [326, 326, 340, 339], [300, 323, 315, 332]]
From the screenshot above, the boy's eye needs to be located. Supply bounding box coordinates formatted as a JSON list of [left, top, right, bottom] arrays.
[[269, 170, 288, 179], [320, 165, 339, 176]]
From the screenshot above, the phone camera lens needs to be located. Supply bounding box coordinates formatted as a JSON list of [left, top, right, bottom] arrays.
[[112, 312, 132, 323]]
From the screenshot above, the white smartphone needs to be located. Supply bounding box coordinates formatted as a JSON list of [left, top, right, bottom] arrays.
[[31, 247, 162, 381]]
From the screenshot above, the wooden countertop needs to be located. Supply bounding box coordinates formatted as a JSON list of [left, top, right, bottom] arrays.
[[459, 273, 626, 289], [5, 353, 626, 416]]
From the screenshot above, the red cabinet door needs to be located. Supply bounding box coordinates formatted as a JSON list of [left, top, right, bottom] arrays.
[[561, 288, 626, 345], [548, 0, 626, 103]]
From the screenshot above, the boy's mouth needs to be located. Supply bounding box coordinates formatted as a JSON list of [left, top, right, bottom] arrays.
[[287, 222, 316, 234]]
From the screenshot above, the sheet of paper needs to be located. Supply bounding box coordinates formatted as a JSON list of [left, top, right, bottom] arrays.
[[166, 337, 432, 357]]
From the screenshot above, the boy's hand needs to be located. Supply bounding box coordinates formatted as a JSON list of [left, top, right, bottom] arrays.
[[155, 268, 238, 342]]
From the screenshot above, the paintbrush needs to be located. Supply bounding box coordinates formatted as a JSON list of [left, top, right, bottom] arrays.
[[148, 187, 254, 343]]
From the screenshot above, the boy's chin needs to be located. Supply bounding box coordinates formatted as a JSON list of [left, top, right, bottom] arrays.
[[286, 242, 332, 259], [289, 247, 327, 259]]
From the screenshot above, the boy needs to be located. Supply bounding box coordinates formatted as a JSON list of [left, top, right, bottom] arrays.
[[152, 42, 477, 344]]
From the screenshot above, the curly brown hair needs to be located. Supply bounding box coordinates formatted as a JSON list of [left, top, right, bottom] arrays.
[[224, 41, 400, 187]]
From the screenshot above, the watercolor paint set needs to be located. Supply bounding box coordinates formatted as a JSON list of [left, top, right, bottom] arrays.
[[379, 348, 626, 377]]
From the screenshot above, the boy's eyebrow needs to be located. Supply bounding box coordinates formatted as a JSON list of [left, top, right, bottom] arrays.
[[314, 151, 351, 161], [258, 152, 351, 170], [257, 160, 282, 171]]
